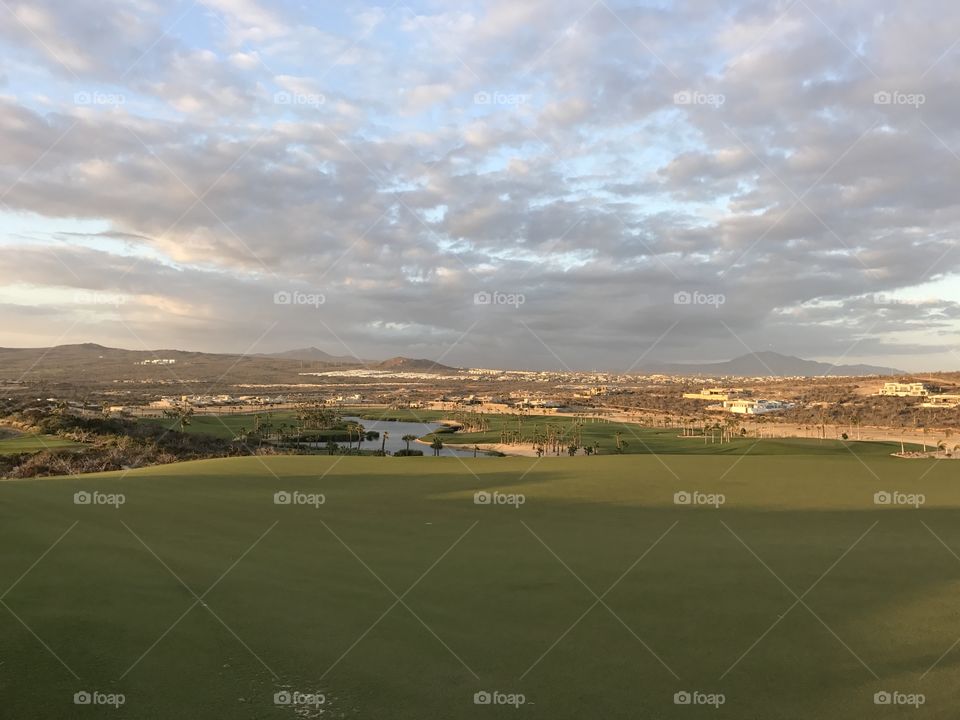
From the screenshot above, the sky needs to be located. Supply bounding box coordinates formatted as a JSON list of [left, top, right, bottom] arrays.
[[0, 0, 958, 372]]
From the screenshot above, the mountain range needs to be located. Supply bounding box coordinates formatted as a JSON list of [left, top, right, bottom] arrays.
[[259, 349, 456, 372], [0, 344, 458, 383], [644, 352, 902, 377], [257, 347, 366, 364], [0, 344, 905, 383]]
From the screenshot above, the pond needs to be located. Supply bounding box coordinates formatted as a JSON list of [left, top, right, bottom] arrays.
[[328, 417, 488, 457]]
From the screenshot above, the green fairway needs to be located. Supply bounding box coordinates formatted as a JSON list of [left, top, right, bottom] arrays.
[[346, 407, 448, 423], [139, 409, 916, 459], [437, 417, 915, 457], [0, 433, 83, 455], [2, 452, 957, 718], [141, 408, 445, 440], [140, 411, 300, 439]]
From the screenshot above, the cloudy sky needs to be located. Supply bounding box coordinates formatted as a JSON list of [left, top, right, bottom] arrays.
[[0, 0, 958, 371]]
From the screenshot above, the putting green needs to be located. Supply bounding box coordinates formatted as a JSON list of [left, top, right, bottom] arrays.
[[1, 452, 956, 718]]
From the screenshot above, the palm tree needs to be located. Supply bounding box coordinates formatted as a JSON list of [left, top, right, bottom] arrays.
[[345, 422, 364, 452], [724, 417, 738, 443], [402, 434, 416, 452], [164, 405, 193, 432], [381, 431, 389, 454], [430, 437, 443, 456]]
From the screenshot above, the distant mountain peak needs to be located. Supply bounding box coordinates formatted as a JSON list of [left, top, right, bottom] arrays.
[[375, 356, 458, 372], [257, 347, 364, 364]]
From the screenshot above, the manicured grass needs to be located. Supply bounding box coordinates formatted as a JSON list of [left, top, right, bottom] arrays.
[[140, 411, 300, 439], [141, 409, 912, 457], [0, 434, 83, 455], [141, 408, 443, 440], [437, 417, 914, 456], [345, 407, 448, 423], [1, 452, 957, 718]]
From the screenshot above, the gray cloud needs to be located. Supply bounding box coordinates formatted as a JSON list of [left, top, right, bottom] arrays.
[[0, 0, 958, 370]]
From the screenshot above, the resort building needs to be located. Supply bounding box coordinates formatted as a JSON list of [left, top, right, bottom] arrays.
[[683, 388, 744, 401], [722, 399, 792, 415], [919, 394, 960, 409], [878, 382, 930, 397]]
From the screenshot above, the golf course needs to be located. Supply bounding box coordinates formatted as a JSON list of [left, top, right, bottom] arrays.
[[0, 433, 83, 455], [1, 444, 958, 718]]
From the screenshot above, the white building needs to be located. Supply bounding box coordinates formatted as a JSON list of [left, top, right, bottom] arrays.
[[879, 382, 929, 397], [920, 394, 960, 409], [683, 387, 743, 401], [723, 399, 792, 415]]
